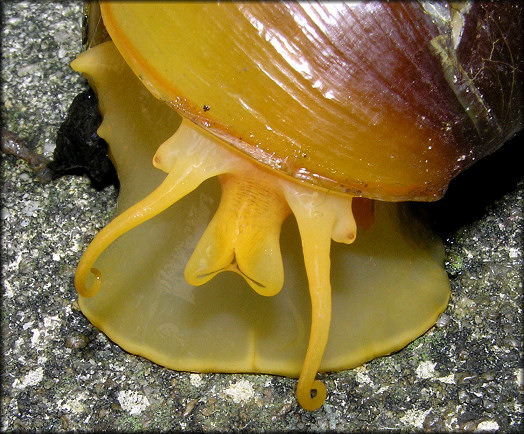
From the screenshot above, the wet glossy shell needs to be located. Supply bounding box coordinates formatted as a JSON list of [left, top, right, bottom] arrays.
[[100, 2, 523, 201]]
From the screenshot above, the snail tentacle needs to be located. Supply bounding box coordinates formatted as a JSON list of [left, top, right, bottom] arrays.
[[282, 183, 356, 410], [75, 121, 238, 297]]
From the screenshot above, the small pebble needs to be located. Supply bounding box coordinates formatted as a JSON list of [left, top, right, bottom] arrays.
[[483, 399, 496, 411], [458, 389, 469, 403], [65, 334, 88, 349], [183, 398, 198, 418], [462, 420, 478, 431], [436, 313, 450, 327], [455, 372, 477, 384], [481, 371, 495, 381]]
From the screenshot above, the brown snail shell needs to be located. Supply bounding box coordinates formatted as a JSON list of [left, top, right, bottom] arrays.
[[99, 1, 523, 201]]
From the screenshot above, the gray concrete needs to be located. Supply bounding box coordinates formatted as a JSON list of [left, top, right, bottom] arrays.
[[2, 2, 522, 431]]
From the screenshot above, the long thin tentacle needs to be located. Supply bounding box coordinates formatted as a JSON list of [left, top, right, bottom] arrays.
[[75, 120, 239, 297], [282, 183, 356, 410]]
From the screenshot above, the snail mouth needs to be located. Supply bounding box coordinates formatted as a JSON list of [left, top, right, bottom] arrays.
[[194, 255, 268, 290], [72, 40, 450, 412]]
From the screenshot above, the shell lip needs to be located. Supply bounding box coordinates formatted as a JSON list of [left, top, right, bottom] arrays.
[[170, 111, 449, 202]]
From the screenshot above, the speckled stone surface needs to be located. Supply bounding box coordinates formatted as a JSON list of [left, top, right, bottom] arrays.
[[1, 2, 523, 432]]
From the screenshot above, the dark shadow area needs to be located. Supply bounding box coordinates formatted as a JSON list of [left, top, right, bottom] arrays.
[[413, 129, 523, 239], [46, 87, 119, 190], [2, 87, 119, 191]]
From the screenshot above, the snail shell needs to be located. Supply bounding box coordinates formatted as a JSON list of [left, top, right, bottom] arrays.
[[100, 1, 523, 201]]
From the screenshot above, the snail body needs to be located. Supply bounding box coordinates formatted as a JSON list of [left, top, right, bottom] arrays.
[[73, 2, 522, 410]]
